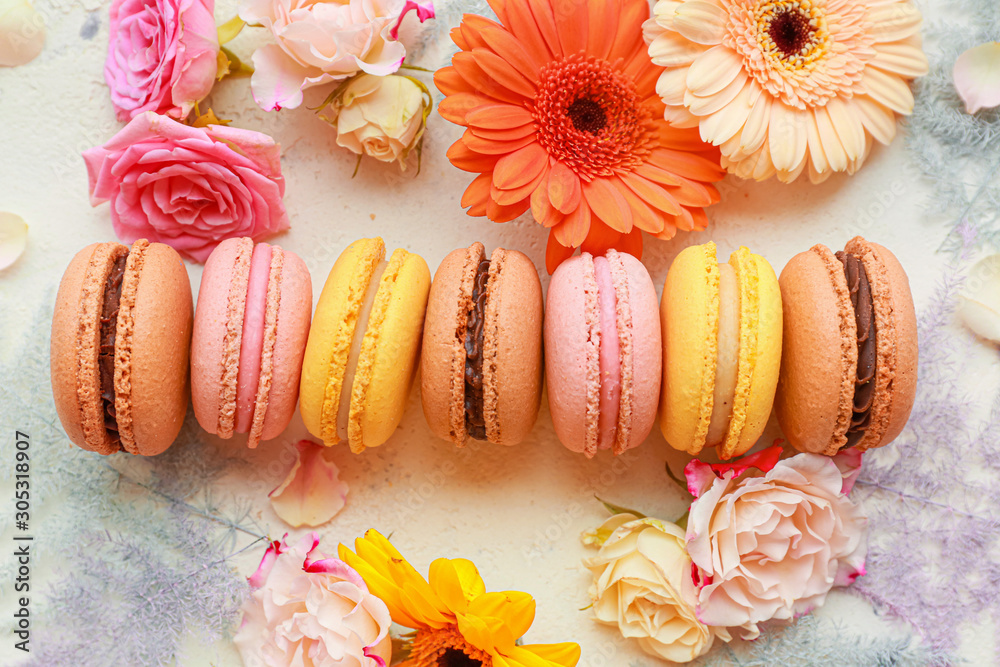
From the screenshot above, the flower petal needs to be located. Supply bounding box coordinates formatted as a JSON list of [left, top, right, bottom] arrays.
[[686, 45, 744, 98], [468, 590, 536, 641], [861, 66, 915, 115], [269, 440, 349, 527], [547, 161, 581, 214], [552, 203, 591, 247], [959, 254, 1000, 343], [493, 142, 548, 189], [0, 212, 28, 270], [953, 42, 1000, 114], [0, 0, 44, 67], [582, 178, 633, 233], [672, 0, 728, 45]]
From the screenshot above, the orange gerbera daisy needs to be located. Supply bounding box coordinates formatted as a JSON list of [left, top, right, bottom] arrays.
[[434, 0, 726, 272], [339, 530, 581, 667]]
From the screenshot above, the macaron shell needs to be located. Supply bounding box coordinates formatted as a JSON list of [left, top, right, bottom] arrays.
[[776, 244, 858, 455], [615, 251, 661, 453], [51, 242, 126, 455], [721, 247, 782, 459], [348, 248, 431, 452], [844, 237, 918, 450], [191, 237, 253, 437], [258, 249, 312, 442], [299, 237, 385, 444], [660, 242, 720, 455], [484, 247, 543, 446], [420, 244, 481, 445], [125, 242, 193, 455], [545, 253, 601, 456]]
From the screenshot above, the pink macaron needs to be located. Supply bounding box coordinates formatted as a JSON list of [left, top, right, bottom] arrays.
[[191, 238, 312, 447], [544, 250, 662, 457]]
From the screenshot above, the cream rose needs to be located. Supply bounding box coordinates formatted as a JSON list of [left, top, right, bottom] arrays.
[[685, 447, 868, 639], [326, 74, 427, 167], [235, 533, 392, 667], [583, 514, 725, 663]]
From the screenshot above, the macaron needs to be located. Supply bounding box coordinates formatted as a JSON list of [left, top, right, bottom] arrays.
[[300, 237, 430, 453], [544, 249, 661, 457], [51, 240, 193, 456], [190, 238, 312, 448], [776, 236, 917, 455], [660, 242, 782, 460], [421, 242, 543, 447]]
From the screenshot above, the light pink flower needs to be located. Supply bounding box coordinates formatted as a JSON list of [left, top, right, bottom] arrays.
[[83, 112, 289, 263], [685, 446, 867, 639], [269, 440, 349, 528], [239, 0, 434, 111], [236, 533, 392, 667], [105, 0, 219, 121]]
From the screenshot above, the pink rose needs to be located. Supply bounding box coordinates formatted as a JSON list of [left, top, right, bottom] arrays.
[[685, 446, 868, 639], [105, 0, 219, 121], [83, 112, 289, 262], [239, 0, 434, 111], [236, 533, 392, 667]]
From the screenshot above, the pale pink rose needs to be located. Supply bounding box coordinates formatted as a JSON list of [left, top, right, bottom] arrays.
[[236, 533, 392, 667], [105, 0, 219, 121], [83, 112, 289, 263], [239, 0, 434, 111], [685, 446, 868, 639]]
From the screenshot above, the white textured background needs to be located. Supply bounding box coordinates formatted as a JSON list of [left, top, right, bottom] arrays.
[[1, 0, 995, 664]]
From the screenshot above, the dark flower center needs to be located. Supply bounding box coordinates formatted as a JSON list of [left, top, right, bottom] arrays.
[[437, 648, 483, 667], [768, 9, 813, 57], [567, 98, 607, 134]]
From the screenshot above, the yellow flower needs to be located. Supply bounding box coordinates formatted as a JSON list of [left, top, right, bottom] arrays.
[[339, 530, 581, 667]]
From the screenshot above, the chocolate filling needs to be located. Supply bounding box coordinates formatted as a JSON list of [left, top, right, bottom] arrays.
[[463, 259, 491, 440], [99, 253, 128, 450], [836, 251, 876, 449]]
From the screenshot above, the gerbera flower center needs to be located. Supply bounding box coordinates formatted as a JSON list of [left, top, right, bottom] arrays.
[[532, 53, 654, 180], [408, 627, 493, 667], [754, 0, 830, 70]]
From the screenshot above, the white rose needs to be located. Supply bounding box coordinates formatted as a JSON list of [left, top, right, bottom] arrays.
[[329, 74, 428, 167], [685, 449, 868, 639], [235, 533, 392, 667], [583, 514, 726, 663]]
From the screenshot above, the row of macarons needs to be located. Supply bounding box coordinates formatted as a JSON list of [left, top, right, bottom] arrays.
[[50, 235, 917, 461]]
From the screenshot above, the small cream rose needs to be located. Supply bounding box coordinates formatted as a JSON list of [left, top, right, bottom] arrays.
[[326, 74, 428, 168], [583, 514, 725, 663]]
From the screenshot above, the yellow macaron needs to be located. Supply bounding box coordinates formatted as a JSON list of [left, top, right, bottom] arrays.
[[300, 237, 430, 453], [660, 242, 782, 459]]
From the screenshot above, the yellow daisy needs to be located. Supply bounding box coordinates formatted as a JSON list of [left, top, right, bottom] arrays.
[[339, 530, 581, 667]]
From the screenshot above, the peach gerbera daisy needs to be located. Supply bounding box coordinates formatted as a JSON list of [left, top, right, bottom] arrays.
[[644, 0, 929, 183], [339, 530, 581, 667], [434, 0, 726, 272]]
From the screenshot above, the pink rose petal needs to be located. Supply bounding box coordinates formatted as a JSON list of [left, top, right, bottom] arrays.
[[269, 440, 349, 528], [248, 537, 286, 588], [954, 42, 1000, 114], [389, 0, 435, 41]]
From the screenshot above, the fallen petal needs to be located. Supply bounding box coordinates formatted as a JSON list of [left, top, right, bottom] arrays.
[[958, 254, 1000, 343], [954, 42, 1000, 114], [0, 212, 27, 269], [269, 440, 349, 527], [0, 0, 44, 67]]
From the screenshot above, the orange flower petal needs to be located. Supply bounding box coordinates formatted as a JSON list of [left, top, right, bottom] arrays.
[[648, 148, 726, 182], [452, 52, 528, 105], [586, 0, 618, 60], [554, 0, 588, 57], [466, 104, 535, 130], [471, 48, 537, 98], [434, 66, 473, 96], [462, 128, 537, 155], [666, 177, 719, 208], [450, 25, 469, 50], [620, 172, 681, 215], [530, 176, 563, 228], [608, 0, 649, 62], [526, 0, 562, 58], [552, 204, 591, 247], [447, 141, 501, 173], [493, 142, 549, 189], [547, 161, 581, 214], [492, 167, 545, 205], [438, 93, 494, 123], [616, 183, 665, 234], [462, 172, 493, 209], [479, 25, 544, 81], [486, 0, 509, 25], [459, 14, 501, 50], [503, 0, 554, 62], [634, 162, 682, 186], [546, 230, 576, 273], [582, 178, 633, 233], [579, 220, 624, 256], [470, 124, 537, 142], [487, 196, 531, 222]]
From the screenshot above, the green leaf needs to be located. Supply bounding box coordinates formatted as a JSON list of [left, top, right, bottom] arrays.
[[594, 495, 646, 518]]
